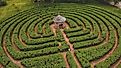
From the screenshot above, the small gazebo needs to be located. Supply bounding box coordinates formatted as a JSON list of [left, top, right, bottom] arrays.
[[53, 15, 66, 29]]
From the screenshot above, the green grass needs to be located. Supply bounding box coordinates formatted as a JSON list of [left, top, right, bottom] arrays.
[[0, 0, 33, 22]]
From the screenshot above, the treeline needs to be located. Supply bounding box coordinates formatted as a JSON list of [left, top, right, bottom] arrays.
[[33, 0, 121, 5], [33, 0, 100, 4]]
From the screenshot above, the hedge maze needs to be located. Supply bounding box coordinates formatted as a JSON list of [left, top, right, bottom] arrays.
[[0, 4, 121, 68]]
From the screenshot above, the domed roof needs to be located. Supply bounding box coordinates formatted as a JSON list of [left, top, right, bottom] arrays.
[[53, 15, 66, 23]]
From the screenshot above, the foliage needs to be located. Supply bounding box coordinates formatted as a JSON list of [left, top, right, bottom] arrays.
[[0, 3, 121, 68], [0, 0, 6, 6]]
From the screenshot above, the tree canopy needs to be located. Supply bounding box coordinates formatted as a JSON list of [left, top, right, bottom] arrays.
[[0, 0, 7, 6], [106, 0, 121, 5]]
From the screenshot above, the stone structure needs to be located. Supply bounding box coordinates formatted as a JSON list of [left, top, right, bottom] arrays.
[[53, 15, 66, 29]]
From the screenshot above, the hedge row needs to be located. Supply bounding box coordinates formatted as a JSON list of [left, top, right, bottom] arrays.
[[66, 52, 78, 68], [21, 53, 66, 68], [66, 29, 90, 38], [64, 27, 83, 33], [69, 33, 98, 43], [75, 30, 115, 67], [95, 30, 121, 68]]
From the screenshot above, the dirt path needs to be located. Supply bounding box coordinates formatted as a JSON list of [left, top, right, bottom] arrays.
[[110, 57, 121, 68], [50, 23, 82, 68], [81, 23, 86, 30], [61, 29, 82, 68], [34, 24, 38, 34], [105, 32, 110, 42], [50, 24, 70, 68], [0, 63, 4, 68], [90, 26, 94, 34], [19, 35, 26, 47], [98, 32, 102, 39], [90, 30, 118, 68], [50, 22, 69, 37], [26, 32, 31, 39], [88, 32, 110, 49], [11, 37, 20, 51], [42, 25, 46, 34], [2, 37, 24, 68], [64, 22, 70, 29], [50, 24, 57, 36], [58, 42, 62, 48], [61, 29, 74, 51], [11, 31, 20, 51], [61, 52, 70, 68]]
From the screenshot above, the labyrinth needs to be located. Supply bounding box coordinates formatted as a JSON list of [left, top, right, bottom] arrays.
[[0, 4, 121, 68]]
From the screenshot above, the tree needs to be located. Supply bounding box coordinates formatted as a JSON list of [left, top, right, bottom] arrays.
[[44, 0, 54, 3], [32, 0, 54, 6], [114, 0, 120, 5], [0, 0, 6, 6], [106, 0, 121, 5]]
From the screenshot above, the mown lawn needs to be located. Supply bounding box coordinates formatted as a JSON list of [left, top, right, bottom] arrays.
[[0, 0, 33, 22]]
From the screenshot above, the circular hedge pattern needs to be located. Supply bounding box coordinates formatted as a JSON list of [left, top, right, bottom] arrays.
[[0, 5, 121, 68]]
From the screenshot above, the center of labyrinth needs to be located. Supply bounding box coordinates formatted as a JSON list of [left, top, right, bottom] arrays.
[[0, 5, 121, 68]]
